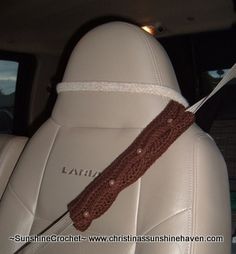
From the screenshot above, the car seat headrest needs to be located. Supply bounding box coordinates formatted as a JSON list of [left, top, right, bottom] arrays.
[[53, 22, 187, 128], [62, 22, 180, 92]]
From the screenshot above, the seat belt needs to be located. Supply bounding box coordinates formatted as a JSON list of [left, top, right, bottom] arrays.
[[14, 63, 236, 254]]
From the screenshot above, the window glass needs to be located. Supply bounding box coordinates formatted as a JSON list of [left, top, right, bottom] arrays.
[[200, 68, 229, 96], [0, 60, 19, 133]]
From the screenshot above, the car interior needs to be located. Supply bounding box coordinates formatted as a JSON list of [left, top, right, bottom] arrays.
[[0, 0, 235, 253]]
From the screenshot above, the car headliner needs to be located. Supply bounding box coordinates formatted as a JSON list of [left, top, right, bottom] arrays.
[[0, 0, 235, 54]]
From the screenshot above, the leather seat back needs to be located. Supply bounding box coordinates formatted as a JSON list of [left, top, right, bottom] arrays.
[[0, 134, 27, 199], [0, 22, 231, 254]]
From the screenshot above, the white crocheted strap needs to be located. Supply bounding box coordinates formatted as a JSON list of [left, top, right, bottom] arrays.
[[57, 81, 189, 107]]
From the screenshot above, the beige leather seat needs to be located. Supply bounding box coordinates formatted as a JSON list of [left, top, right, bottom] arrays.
[[0, 134, 27, 200], [0, 22, 231, 254]]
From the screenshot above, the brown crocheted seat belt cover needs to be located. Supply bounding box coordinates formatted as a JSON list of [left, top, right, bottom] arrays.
[[68, 100, 195, 231]]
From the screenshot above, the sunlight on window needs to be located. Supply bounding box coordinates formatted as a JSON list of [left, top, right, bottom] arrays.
[[200, 68, 231, 97], [0, 60, 18, 95], [208, 69, 229, 79], [0, 60, 19, 133]]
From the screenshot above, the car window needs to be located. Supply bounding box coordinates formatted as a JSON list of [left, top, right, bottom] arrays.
[[0, 60, 19, 133], [200, 68, 230, 96]]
